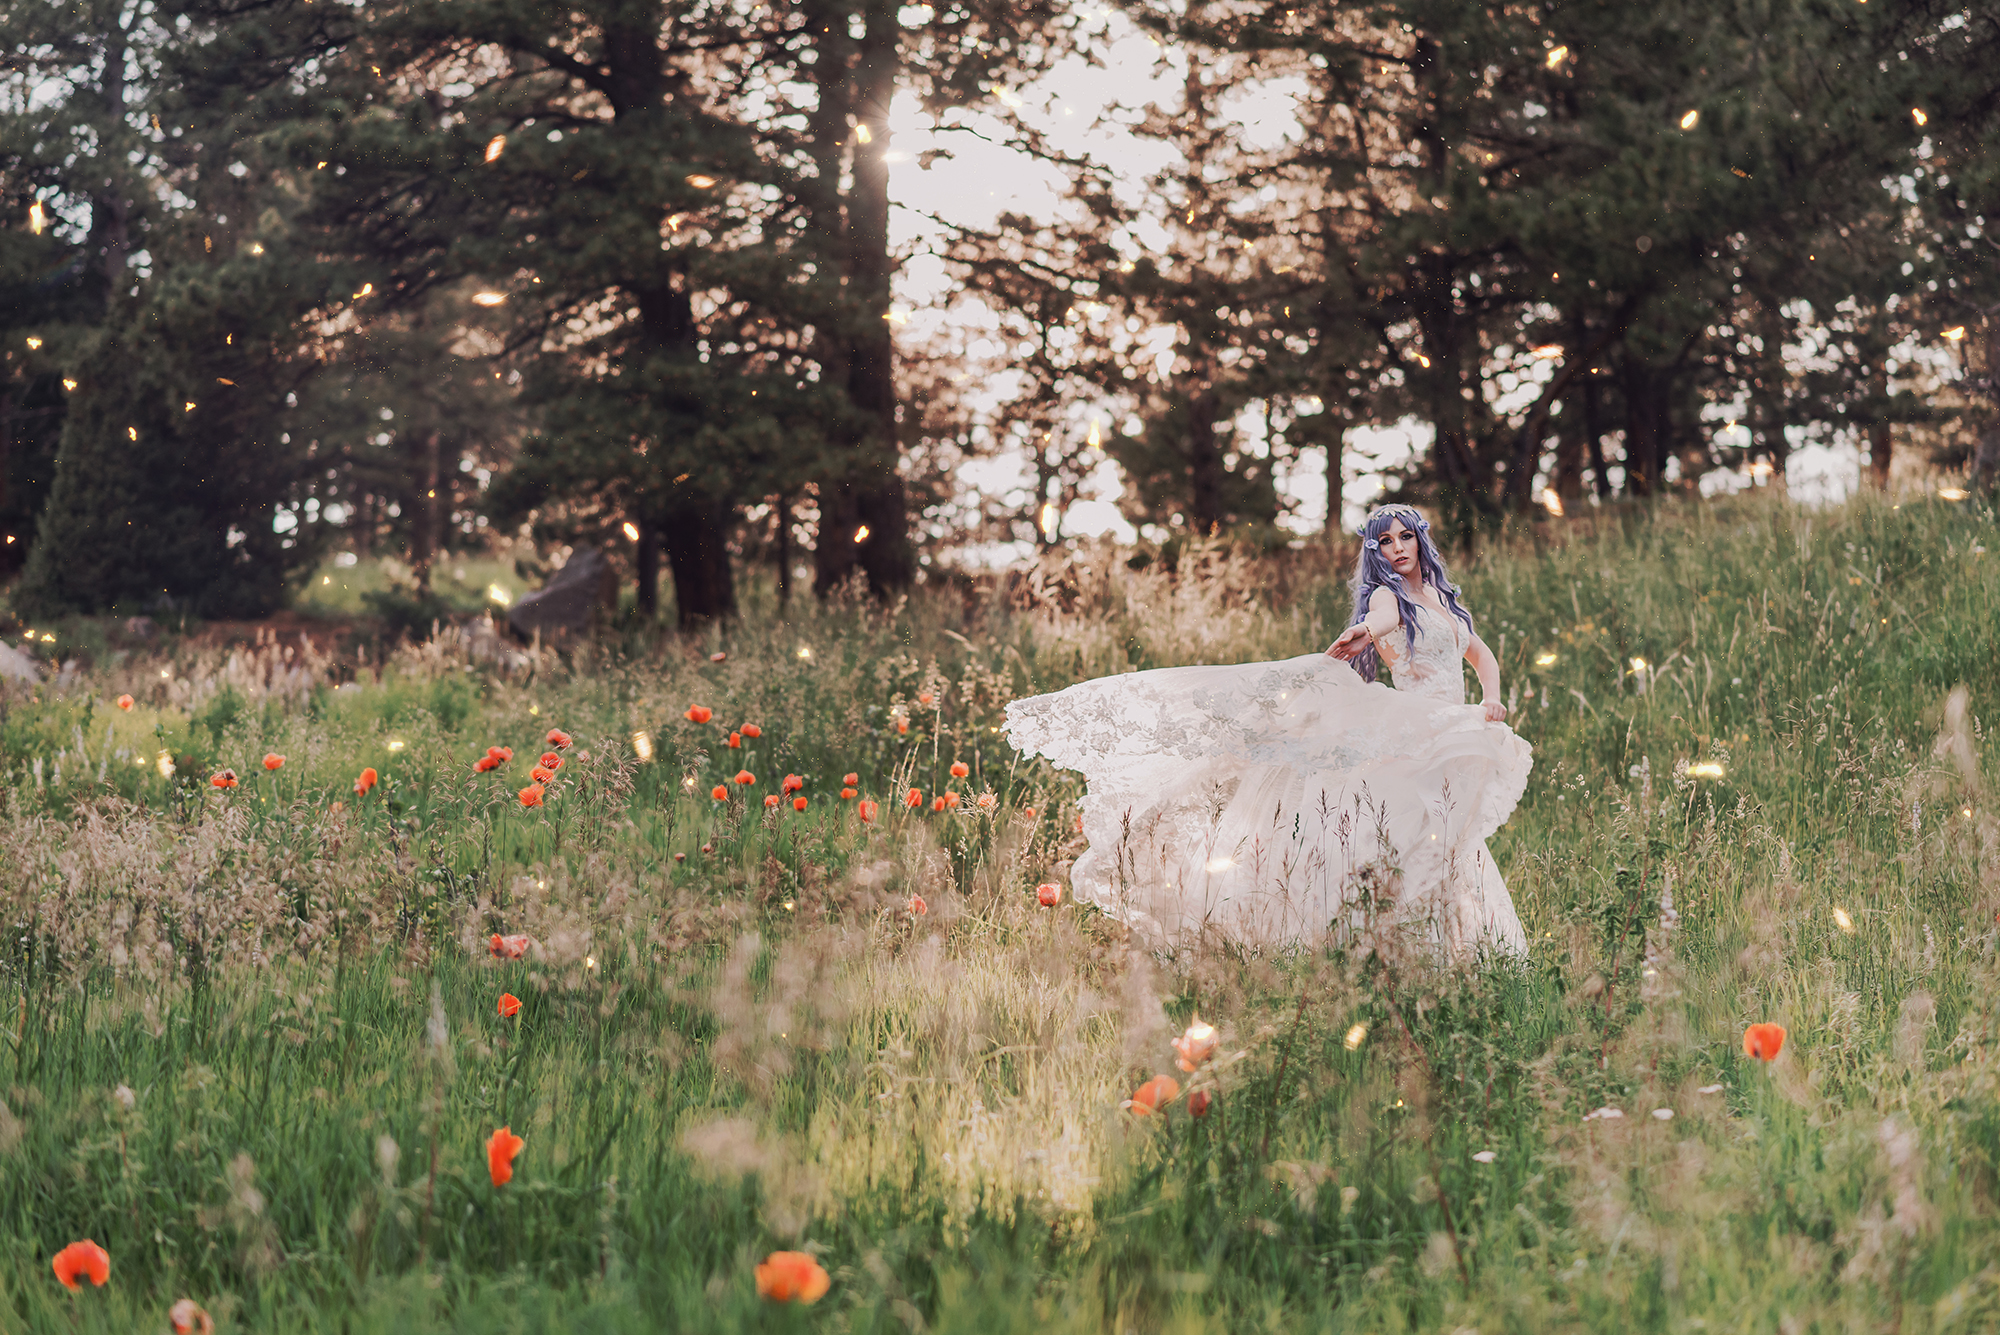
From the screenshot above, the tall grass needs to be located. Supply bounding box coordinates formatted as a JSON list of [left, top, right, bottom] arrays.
[[1, 490, 1996, 1332]]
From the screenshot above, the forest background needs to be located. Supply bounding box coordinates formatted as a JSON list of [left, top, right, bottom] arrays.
[[3, 0, 1999, 630]]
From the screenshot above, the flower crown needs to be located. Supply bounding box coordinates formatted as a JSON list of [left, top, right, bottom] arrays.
[[1360, 510, 1430, 549]]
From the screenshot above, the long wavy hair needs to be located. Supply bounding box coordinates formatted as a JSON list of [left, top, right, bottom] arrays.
[[1346, 503, 1476, 684]]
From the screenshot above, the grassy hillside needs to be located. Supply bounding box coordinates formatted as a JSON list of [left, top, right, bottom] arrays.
[[1, 490, 1996, 1333]]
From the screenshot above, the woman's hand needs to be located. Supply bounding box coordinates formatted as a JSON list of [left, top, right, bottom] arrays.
[[1327, 624, 1371, 660], [1481, 699, 1508, 723]]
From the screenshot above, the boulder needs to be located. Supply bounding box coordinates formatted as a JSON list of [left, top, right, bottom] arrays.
[[507, 547, 615, 640], [0, 642, 43, 683]]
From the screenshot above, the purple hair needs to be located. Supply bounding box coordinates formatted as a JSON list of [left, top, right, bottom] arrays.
[[1346, 503, 1475, 684]]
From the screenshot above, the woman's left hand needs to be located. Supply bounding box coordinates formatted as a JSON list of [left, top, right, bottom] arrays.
[[1481, 700, 1508, 723]]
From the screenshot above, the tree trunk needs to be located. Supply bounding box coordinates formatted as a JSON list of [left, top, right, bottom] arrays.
[[411, 429, 440, 591], [659, 498, 735, 628], [1185, 381, 1226, 535], [636, 513, 659, 617], [1620, 359, 1671, 497], [775, 492, 792, 605], [1324, 423, 1344, 539], [1581, 373, 1612, 498], [811, 0, 914, 599]]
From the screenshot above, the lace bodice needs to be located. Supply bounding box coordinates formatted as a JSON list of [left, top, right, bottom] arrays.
[[1380, 602, 1470, 704]]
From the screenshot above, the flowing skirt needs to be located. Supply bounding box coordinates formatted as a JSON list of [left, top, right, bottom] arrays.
[[1003, 653, 1532, 958]]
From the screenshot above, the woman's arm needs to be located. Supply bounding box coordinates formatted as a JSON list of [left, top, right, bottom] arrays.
[[1328, 588, 1404, 660], [1466, 635, 1507, 721]]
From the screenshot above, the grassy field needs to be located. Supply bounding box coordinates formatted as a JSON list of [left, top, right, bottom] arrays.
[[1, 490, 1996, 1333]]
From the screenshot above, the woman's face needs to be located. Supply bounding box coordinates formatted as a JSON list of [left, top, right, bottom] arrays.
[[1381, 520, 1420, 578]]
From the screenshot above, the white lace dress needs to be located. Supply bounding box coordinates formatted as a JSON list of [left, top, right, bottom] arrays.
[[1004, 602, 1531, 958]]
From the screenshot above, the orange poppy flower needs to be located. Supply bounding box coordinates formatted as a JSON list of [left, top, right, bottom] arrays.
[[210, 770, 238, 789], [519, 784, 545, 808], [263, 754, 285, 771], [1743, 1023, 1787, 1062], [1129, 1075, 1180, 1115], [727, 732, 742, 748], [840, 787, 857, 800], [842, 772, 859, 786], [1173, 1018, 1219, 1073], [1024, 807, 1037, 820], [858, 799, 878, 823], [487, 1126, 525, 1185], [51, 1239, 109, 1289], [1037, 883, 1061, 907], [906, 787, 923, 808], [538, 752, 563, 770], [782, 774, 804, 794], [793, 795, 808, 811], [734, 770, 755, 785], [764, 794, 780, 808], [530, 766, 554, 783], [908, 894, 927, 915], [685, 705, 712, 724], [355, 767, 378, 795], [169, 1298, 214, 1334], [755, 1250, 830, 1304], [740, 723, 762, 739], [546, 729, 572, 749], [488, 745, 514, 762], [490, 934, 531, 960], [711, 785, 728, 800], [475, 755, 499, 772], [943, 791, 960, 808], [1188, 1090, 1212, 1118], [950, 761, 969, 778], [918, 691, 934, 706], [896, 718, 909, 735], [115, 694, 134, 711], [498, 992, 521, 1018], [931, 796, 946, 812]]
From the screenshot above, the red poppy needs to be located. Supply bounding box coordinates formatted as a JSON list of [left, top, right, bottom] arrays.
[[684, 706, 712, 724], [1037, 883, 1061, 907], [51, 1239, 109, 1289], [741, 723, 762, 738], [711, 785, 729, 800], [793, 795, 808, 811], [263, 754, 285, 771], [896, 718, 909, 735], [498, 992, 521, 1018], [858, 800, 878, 823], [169, 1298, 214, 1334], [530, 766, 554, 783], [1173, 1019, 1219, 1073], [931, 796, 946, 812], [755, 1251, 830, 1304], [115, 694, 134, 711], [727, 732, 742, 748], [1188, 1090, 1212, 1118], [843, 772, 859, 786], [538, 752, 563, 770], [906, 787, 923, 808], [908, 893, 927, 915], [1743, 1023, 1787, 1062], [355, 767, 378, 795], [546, 729, 572, 749], [490, 934, 531, 960], [519, 784, 545, 808], [782, 774, 804, 794], [487, 1126, 525, 1185], [1129, 1075, 1180, 1115], [764, 794, 780, 808], [734, 770, 756, 785], [840, 787, 857, 800], [918, 691, 934, 706], [488, 745, 513, 762], [943, 791, 960, 808], [950, 761, 969, 778], [210, 770, 238, 789], [710, 651, 727, 663], [700, 842, 712, 853], [475, 755, 499, 773], [1024, 807, 1037, 820]]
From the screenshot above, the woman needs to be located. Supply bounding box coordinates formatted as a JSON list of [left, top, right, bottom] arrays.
[[1003, 504, 1530, 959]]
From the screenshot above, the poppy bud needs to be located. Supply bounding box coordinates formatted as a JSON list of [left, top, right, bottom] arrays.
[[116, 694, 135, 711], [932, 796, 946, 811], [1037, 883, 1061, 907]]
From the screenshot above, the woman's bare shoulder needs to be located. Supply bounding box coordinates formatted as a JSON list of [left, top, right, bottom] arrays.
[[1367, 586, 1399, 615]]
